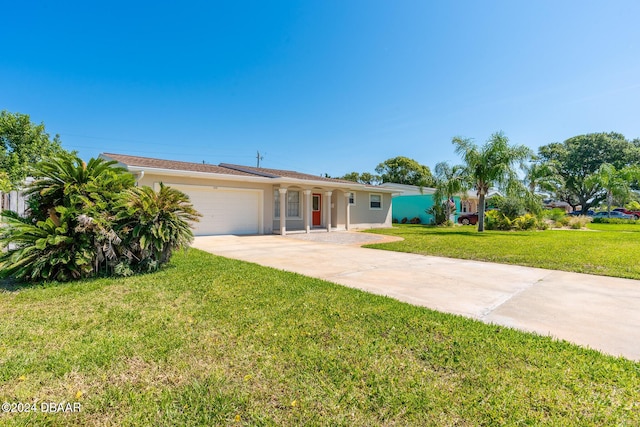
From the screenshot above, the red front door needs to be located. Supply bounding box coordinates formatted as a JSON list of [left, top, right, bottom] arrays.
[[312, 193, 321, 226]]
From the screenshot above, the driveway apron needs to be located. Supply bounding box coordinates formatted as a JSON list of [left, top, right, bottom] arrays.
[[193, 234, 640, 361]]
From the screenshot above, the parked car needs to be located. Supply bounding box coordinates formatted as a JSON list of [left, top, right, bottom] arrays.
[[593, 211, 633, 219], [458, 212, 478, 225], [613, 208, 640, 220], [569, 209, 594, 216]]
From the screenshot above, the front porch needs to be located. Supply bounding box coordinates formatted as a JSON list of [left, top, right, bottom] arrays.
[[273, 187, 353, 236]]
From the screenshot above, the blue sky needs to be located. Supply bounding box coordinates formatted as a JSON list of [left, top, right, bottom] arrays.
[[2, 1, 640, 177]]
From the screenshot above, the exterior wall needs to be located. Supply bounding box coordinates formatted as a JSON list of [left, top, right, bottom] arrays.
[[137, 174, 393, 234], [349, 191, 392, 229], [138, 173, 275, 234], [393, 195, 461, 224]]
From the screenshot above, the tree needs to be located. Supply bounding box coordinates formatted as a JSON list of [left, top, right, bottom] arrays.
[[375, 156, 435, 187], [585, 163, 640, 216], [433, 162, 469, 222], [0, 111, 66, 190], [453, 132, 532, 232], [537, 132, 640, 212], [337, 171, 381, 185]]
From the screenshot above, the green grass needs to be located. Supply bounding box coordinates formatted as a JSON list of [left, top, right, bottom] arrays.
[[1, 249, 639, 426], [364, 223, 640, 279]]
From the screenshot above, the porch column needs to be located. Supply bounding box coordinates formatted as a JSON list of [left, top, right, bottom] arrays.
[[325, 191, 333, 232], [344, 191, 351, 231], [303, 190, 311, 233], [278, 188, 287, 236]]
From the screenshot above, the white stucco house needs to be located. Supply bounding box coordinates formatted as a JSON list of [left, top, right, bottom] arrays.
[[100, 153, 394, 236]]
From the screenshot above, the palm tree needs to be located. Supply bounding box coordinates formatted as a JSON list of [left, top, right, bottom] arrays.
[[116, 183, 201, 266], [434, 162, 469, 222], [453, 132, 532, 232], [585, 163, 640, 217]]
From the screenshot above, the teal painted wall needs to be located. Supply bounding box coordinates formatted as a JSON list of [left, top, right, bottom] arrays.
[[392, 195, 461, 224]]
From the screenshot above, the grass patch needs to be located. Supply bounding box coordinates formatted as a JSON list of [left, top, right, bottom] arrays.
[[1, 249, 639, 425], [364, 224, 640, 279]]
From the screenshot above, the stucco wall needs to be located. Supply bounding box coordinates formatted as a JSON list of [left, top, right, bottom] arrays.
[[392, 195, 461, 224]]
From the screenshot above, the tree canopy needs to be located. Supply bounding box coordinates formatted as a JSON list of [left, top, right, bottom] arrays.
[[0, 111, 67, 191], [337, 171, 381, 185], [375, 156, 435, 187], [537, 132, 640, 211]]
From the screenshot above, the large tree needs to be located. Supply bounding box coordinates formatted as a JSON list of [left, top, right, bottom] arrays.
[[0, 111, 66, 191], [375, 156, 435, 187], [585, 163, 640, 217], [537, 132, 640, 212], [453, 132, 532, 232]]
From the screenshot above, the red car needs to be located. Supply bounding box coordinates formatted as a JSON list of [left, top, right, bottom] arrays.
[[613, 208, 640, 220], [457, 212, 478, 225]]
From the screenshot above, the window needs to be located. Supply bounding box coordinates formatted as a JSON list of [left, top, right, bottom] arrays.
[[274, 190, 301, 218], [369, 193, 382, 210], [348, 192, 356, 205], [287, 191, 300, 217]]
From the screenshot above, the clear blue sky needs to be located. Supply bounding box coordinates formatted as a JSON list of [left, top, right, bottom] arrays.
[[2, 1, 640, 177]]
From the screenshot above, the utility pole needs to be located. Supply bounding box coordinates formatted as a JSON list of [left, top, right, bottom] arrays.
[[256, 151, 264, 168]]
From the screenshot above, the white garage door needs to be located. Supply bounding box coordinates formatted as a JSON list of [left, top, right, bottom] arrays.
[[168, 184, 263, 236]]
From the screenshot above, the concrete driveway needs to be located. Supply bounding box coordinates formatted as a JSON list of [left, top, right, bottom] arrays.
[[193, 233, 640, 361]]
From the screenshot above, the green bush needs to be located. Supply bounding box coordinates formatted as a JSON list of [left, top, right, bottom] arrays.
[[545, 208, 567, 223], [592, 217, 638, 224], [0, 155, 201, 282], [512, 213, 538, 230], [426, 202, 447, 225], [485, 210, 512, 230], [493, 196, 526, 220], [409, 216, 421, 224]]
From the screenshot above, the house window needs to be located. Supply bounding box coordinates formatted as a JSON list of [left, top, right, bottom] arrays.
[[287, 191, 300, 217], [348, 192, 356, 205], [369, 193, 382, 210], [274, 190, 301, 218]]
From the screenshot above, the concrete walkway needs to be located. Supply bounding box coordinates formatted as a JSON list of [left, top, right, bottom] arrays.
[[193, 233, 640, 361]]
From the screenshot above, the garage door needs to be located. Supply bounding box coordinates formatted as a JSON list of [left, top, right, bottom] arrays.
[[168, 184, 263, 236]]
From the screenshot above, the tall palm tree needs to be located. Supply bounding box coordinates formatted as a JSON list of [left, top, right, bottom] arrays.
[[453, 132, 532, 232]]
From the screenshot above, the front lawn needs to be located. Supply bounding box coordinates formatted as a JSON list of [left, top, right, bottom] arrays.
[[364, 223, 640, 279], [1, 249, 639, 425]]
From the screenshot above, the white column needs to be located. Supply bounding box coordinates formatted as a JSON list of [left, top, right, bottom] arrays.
[[344, 191, 351, 231], [278, 188, 287, 236], [325, 191, 333, 232], [303, 190, 311, 233]]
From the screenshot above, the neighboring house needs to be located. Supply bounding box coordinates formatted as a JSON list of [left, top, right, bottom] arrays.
[[459, 189, 501, 213], [100, 153, 394, 236], [378, 183, 461, 224], [0, 178, 33, 217]]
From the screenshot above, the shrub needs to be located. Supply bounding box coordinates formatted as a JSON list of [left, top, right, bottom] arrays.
[[592, 217, 637, 224], [401, 217, 408, 224], [493, 196, 526, 220], [392, 218, 399, 224], [545, 208, 567, 223], [426, 202, 447, 225], [512, 213, 538, 231], [409, 217, 421, 224], [0, 155, 200, 282], [485, 210, 512, 230]]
